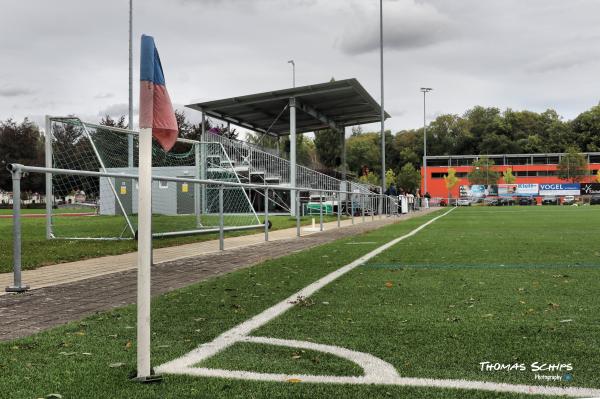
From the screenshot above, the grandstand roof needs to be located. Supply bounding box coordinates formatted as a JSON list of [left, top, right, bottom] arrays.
[[186, 78, 389, 136]]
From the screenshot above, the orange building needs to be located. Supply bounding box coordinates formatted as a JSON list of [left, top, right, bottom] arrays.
[[421, 153, 600, 198]]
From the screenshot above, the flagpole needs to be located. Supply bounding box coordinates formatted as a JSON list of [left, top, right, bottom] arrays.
[[137, 126, 152, 380], [136, 33, 174, 383]]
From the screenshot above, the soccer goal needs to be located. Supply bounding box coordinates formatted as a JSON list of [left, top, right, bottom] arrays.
[[45, 116, 261, 240]]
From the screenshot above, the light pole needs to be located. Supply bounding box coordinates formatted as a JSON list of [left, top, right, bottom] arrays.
[[287, 60, 295, 88], [127, 0, 134, 167], [420, 87, 433, 195], [379, 0, 385, 209]]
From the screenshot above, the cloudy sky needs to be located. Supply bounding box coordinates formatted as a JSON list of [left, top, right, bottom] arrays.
[[1, 0, 600, 135]]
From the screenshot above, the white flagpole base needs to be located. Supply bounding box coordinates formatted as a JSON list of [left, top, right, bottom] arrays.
[[137, 127, 153, 379]]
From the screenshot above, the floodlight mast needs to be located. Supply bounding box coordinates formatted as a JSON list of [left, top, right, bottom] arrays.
[[420, 87, 433, 196], [379, 0, 385, 212], [128, 0, 134, 167], [287, 60, 295, 88]]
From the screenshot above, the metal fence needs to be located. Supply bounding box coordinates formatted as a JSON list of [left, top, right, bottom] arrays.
[[205, 130, 376, 196], [6, 163, 412, 293]]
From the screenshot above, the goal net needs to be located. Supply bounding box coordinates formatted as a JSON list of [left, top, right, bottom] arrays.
[[47, 117, 261, 240]]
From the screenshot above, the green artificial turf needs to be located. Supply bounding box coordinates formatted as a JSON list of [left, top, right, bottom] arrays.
[[198, 342, 364, 376], [1, 207, 598, 398], [0, 214, 341, 272]]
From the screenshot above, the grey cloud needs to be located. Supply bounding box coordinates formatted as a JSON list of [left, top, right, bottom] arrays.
[[2, 0, 600, 134], [0, 87, 34, 97], [340, 0, 455, 55], [94, 92, 115, 99], [98, 103, 136, 117], [524, 46, 600, 74]]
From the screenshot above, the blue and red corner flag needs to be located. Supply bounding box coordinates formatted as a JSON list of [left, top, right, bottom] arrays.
[[139, 34, 178, 151]]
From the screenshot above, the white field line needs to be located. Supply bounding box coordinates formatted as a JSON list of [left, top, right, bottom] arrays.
[[157, 208, 455, 373], [156, 207, 600, 397]]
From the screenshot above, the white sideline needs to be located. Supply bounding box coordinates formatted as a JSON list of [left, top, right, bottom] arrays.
[[156, 208, 600, 398]]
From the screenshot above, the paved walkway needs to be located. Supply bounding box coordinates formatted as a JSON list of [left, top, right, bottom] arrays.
[[0, 209, 439, 341], [3, 216, 386, 293]]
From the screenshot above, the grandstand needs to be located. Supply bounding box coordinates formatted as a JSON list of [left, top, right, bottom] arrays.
[[45, 79, 392, 240]]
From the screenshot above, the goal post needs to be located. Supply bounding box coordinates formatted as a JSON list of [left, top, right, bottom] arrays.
[[45, 116, 262, 240]]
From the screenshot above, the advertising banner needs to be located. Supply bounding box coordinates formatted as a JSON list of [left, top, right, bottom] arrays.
[[516, 183, 538, 196], [580, 183, 600, 195], [539, 183, 580, 196], [498, 184, 517, 197], [498, 184, 539, 196], [459, 185, 497, 198]]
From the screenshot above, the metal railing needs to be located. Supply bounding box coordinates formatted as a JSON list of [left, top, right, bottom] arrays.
[[205, 131, 376, 196], [5, 163, 419, 293]]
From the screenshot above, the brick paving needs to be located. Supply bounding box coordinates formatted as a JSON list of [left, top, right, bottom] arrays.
[[0, 210, 438, 341]]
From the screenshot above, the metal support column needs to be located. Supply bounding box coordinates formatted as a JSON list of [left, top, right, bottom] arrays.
[[340, 126, 347, 209], [319, 193, 323, 231], [219, 186, 224, 251], [6, 168, 29, 293], [194, 143, 202, 227], [289, 98, 297, 216], [200, 112, 207, 214], [296, 191, 301, 237], [362, 194, 365, 223], [264, 188, 269, 241], [372, 196, 375, 221], [337, 192, 341, 228], [351, 194, 355, 225], [44, 116, 53, 240]]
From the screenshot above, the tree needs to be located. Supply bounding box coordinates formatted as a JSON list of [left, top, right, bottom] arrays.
[[443, 168, 459, 198], [571, 105, 600, 152], [557, 147, 588, 183], [358, 170, 380, 186], [0, 118, 45, 193], [346, 132, 380, 176], [385, 169, 397, 189], [467, 157, 500, 186], [100, 115, 127, 128], [502, 168, 516, 184], [314, 128, 341, 169], [246, 132, 279, 150], [397, 163, 421, 194]]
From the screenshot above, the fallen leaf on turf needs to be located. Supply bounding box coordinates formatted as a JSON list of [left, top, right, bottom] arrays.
[[384, 281, 393, 288], [108, 334, 118, 338], [482, 314, 494, 318], [59, 352, 77, 356], [125, 341, 132, 350], [46, 394, 62, 399], [109, 362, 125, 368], [81, 352, 92, 356], [560, 319, 573, 323], [287, 378, 302, 383], [548, 302, 560, 309], [291, 355, 301, 359]]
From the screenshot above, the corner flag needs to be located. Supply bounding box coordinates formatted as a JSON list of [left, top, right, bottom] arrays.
[[139, 34, 178, 151], [136, 34, 177, 382]]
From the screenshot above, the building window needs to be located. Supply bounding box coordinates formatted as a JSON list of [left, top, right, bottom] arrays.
[[158, 181, 169, 189], [431, 172, 467, 179]]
